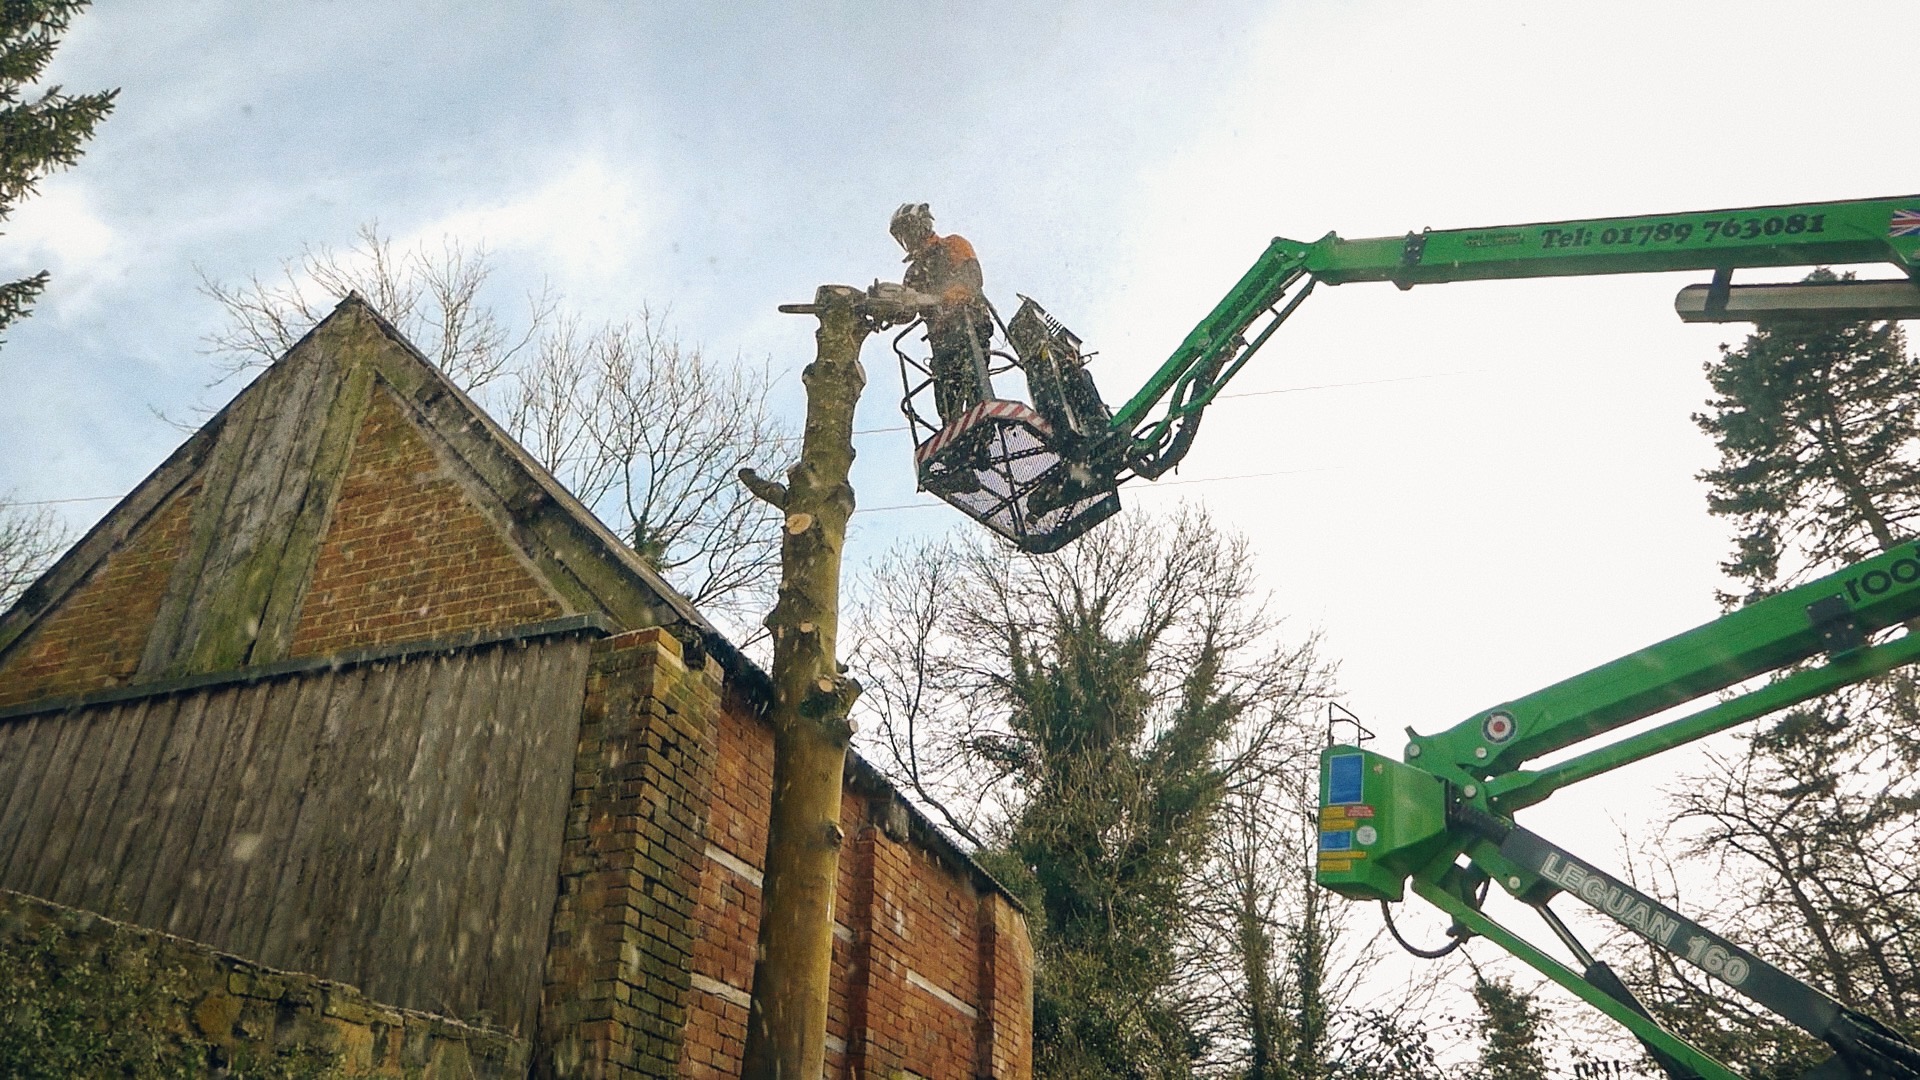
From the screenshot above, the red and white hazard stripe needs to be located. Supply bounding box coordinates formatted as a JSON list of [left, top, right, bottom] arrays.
[[915, 400, 1051, 464]]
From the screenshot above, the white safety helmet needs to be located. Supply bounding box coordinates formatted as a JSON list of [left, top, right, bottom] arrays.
[[890, 202, 934, 247]]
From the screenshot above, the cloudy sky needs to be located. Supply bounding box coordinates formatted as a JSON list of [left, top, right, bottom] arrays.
[[8, 0, 1918, 1030]]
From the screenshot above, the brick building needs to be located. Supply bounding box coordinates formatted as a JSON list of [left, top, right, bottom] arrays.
[[0, 296, 1032, 1078]]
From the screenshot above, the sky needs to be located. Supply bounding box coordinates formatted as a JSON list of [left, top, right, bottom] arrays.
[[7, 0, 1918, 1061]]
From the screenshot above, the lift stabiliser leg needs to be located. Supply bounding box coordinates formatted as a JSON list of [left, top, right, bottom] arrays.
[[1456, 808, 1920, 1079], [1414, 878, 1736, 1080], [1317, 539, 1920, 1078]]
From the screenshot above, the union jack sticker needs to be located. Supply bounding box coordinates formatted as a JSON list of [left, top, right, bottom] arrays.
[[1890, 210, 1920, 237]]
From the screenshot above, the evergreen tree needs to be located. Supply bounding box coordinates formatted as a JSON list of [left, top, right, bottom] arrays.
[[857, 507, 1334, 1080], [1470, 973, 1551, 1080], [995, 510, 1281, 1080], [1657, 279, 1920, 1058], [0, 1, 115, 341], [1180, 736, 1443, 1080], [1279, 862, 1330, 1076], [1694, 271, 1920, 604]]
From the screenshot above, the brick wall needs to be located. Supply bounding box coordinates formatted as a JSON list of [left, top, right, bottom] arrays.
[[541, 628, 722, 1079], [977, 892, 1034, 1080], [541, 627, 1034, 1080], [0, 887, 529, 1078], [886, 847, 984, 1078], [678, 682, 1035, 1080], [289, 386, 563, 657], [680, 697, 770, 1077], [0, 482, 199, 708]]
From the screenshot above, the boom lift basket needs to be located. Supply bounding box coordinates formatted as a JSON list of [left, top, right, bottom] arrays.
[[912, 400, 1120, 553], [897, 297, 1121, 553]]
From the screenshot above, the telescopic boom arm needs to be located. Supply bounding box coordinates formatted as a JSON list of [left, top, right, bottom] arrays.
[[1318, 542, 1920, 1077], [1282, 198, 1920, 1080], [1116, 195, 1920, 484], [897, 195, 1920, 556]]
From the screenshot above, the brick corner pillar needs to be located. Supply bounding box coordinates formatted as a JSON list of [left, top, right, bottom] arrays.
[[976, 891, 1034, 1080], [537, 626, 723, 1079], [843, 800, 915, 1079]]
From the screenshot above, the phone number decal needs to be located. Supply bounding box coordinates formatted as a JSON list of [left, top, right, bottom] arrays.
[[1538, 212, 1828, 250]]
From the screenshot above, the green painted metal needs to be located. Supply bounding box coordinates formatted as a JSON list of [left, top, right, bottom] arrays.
[[1098, 193, 1920, 1072], [1314, 746, 1448, 902], [1414, 879, 1743, 1080], [1313, 195, 1920, 286], [1112, 194, 1920, 469], [1487, 627, 1920, 814], [1413, 537, 1920, 781], [1108, 241, 1308, 433], [1309, 537, 1920, 1072]]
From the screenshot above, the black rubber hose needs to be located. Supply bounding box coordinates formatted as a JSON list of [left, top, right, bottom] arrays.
[[1380, 898, 1465, 959]]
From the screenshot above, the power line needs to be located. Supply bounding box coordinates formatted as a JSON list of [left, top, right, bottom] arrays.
[[815, 369, 1470, 445], [1136, 465, 1339, 490], [8, 453, 1344, 514], [851, 465, 1341, 516], [6, 371, 1443, 509], [1215, 370, 1471, 399], [13, 464, 1339, 524], [5, 494, 120, 507]]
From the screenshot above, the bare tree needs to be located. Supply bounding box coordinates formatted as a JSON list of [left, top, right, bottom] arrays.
[[851, 506, 1395, 1079], [1624, 745, 1920, 1068], [0, 494, 70, 611], [1180, 721, 1448, 1080], [848, 534, 991, 843], [572, 316, 788, 628], [1613, 841, 1834, 1075], [200, 223, 546, 392], [853, 510, 1330, 845], [199, 224, 790, 638]]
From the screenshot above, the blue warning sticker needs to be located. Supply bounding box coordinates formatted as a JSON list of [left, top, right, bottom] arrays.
[[1319, 829, 1354, 852], [1327, 754, 1364, 805]]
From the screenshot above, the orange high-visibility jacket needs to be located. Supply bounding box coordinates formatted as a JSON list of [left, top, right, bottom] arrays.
[[904, 234, 986, 317]]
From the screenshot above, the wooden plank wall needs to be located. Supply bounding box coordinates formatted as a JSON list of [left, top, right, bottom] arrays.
[[0, 635, 591, 1035], [137, 335, 372, 678]]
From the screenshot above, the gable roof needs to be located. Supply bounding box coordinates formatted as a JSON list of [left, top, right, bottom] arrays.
[[0, 294, 757, 689]]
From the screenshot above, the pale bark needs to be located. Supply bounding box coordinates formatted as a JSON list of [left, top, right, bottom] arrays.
[[740, 285, 870, 1080]]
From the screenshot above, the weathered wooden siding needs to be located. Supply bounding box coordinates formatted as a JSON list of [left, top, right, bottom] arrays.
[[138, 321, 374, 677], [0, 634, 592, 1035]]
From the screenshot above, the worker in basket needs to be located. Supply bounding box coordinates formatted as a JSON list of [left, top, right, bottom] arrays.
[[890, 202, 996, 427]]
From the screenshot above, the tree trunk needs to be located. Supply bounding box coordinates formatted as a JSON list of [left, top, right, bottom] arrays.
[[740, 284, 870, 1080]]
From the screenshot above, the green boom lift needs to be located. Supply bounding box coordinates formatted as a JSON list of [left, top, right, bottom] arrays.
[[888, 195, 1920, 1077]]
